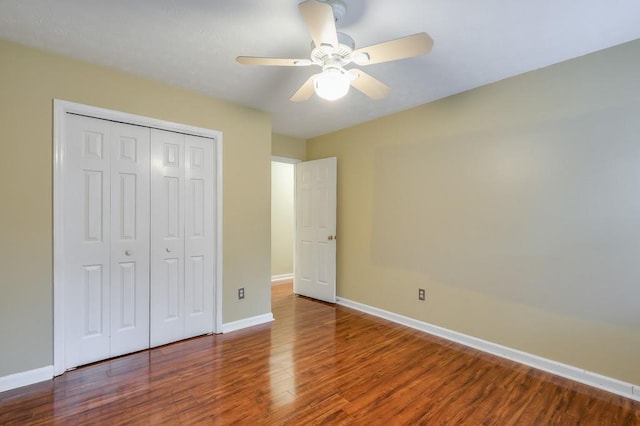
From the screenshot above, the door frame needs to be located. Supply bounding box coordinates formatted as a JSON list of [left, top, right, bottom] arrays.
[[53, 99, 223, 376], [271, 156, 300, 286]]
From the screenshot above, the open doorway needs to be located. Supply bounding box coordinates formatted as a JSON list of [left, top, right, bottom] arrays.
[[271, 157, 299, 297]]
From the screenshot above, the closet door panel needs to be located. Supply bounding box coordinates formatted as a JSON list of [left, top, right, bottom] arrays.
[[184, 135, 215, 337], [64, 114, 112, 369], [150, 129, 186, 347], [110, 123, 150, 357], [61, 109, 218, 371]]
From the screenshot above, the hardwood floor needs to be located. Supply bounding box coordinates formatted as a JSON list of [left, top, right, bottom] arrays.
[[1, 281, 639, 425]]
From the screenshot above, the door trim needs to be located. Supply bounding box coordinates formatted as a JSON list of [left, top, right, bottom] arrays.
[[271, 156, 301, 164], [53, 99, 224, 376], [271, 156, 301, 288]]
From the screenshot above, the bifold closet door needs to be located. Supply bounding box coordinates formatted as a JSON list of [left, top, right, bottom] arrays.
[[109, 123, 150, 357], [183, 134, 215, 338], [150, 129, 215, 347], [64, 114, 150, 369], [150, 129, 185, 347]]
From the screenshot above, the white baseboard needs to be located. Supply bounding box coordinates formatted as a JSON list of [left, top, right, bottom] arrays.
[[271, 274, 293, 285], [222, 313, 274, 334], [0, 365, 53, 393], [336, 297, 640, 402]]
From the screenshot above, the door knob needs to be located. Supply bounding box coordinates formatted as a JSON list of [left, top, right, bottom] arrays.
[[328, 235, 336, 241], [125, 250, 133, 256], [166, 248, 172, 253]]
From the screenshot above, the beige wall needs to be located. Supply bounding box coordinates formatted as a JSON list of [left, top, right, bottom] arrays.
[[271, 162, 295, 277], [272, 133, 306, 161], [0, 40, 272, 377], [307, 39, 640, 385]]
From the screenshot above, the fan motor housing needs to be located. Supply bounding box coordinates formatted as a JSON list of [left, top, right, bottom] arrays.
[[310, 32, 355, 66]]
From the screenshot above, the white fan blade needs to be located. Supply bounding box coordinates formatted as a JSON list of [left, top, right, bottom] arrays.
[[352, 33, 434, 66], [350, 69, 390, 100], [290, 75, 317, 102], [236, 56, 312, 67], [299, 0, 339, 48]]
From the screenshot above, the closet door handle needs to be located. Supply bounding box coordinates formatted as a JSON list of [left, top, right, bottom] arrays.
[[125, 250, 133, 256], [166, 248, 172, 253]]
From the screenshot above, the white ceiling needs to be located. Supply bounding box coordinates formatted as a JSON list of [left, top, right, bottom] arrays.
[[1, 1, 640, 139]]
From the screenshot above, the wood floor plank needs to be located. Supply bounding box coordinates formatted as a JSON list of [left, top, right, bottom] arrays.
[[1, 280, 639, 425]]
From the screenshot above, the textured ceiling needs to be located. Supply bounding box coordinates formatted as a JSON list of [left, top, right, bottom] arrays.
[[1, 0, 640, 139]]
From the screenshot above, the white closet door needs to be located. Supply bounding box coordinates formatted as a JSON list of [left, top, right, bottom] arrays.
[[184, 135, 215, 337], [61, 110, 216, 369], [64, 115, 112, 368], [150, 129, 186, 347], [109, 123, 150, 357]]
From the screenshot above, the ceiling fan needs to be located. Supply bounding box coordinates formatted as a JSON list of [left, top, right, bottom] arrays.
[[236, 0, 434, 102]]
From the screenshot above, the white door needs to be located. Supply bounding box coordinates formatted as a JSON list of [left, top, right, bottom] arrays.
[[64, 115, 112, 368], [184, 135, 215, 338], [57, 103, 219, 372], [150, 130, 216, 346], [109, 123, 150, 357], [294, 157, 337, 303], [150, 129, 186, 347], [64, 115, 150, 368]]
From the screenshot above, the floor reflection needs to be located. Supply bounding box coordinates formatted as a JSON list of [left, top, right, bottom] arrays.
[[269, 282, 297, 409], [269, 281, 338, 415]]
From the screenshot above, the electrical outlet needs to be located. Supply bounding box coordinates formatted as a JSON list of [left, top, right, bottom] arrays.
[[418, 288, 426, 301], [238, 288, 245, 300]]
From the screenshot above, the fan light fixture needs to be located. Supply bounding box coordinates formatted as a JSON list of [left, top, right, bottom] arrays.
[[235, 0, 434, 102], [314, 68, 350, 101]]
